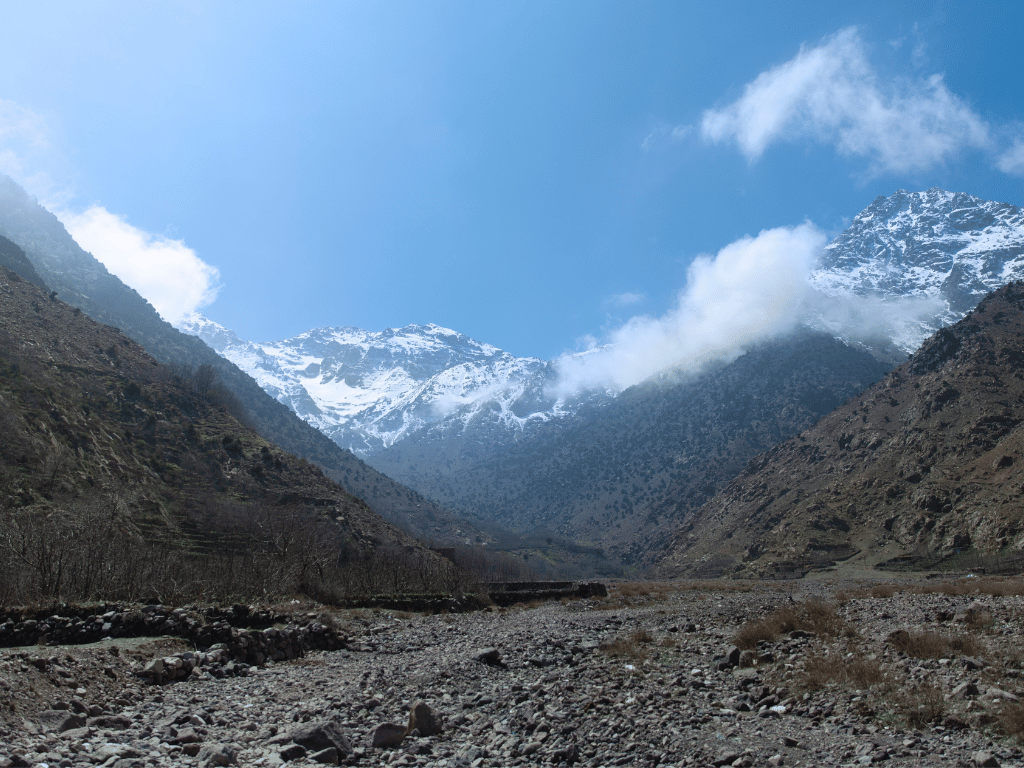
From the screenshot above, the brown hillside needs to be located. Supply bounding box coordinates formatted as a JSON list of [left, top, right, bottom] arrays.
[[660, 282, 1024, 578], [0, 266, 436, 601]]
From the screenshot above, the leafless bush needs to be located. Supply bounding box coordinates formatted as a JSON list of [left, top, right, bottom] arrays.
[[439, 544, 540, 583], [0, 493, 476, 607]]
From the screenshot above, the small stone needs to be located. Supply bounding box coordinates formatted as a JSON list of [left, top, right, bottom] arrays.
[[973, 751, 1000, 767], [289, 720, 351, 757], [371, 722, 407, 748], [951, 681, 980, 699], [280, 744, 307, 761], [768, 756, 784, 767]]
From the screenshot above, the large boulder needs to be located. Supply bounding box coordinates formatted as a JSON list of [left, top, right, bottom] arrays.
[[407, 700, 442, 736]]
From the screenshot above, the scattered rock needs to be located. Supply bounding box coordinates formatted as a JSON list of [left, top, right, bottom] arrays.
[[371, 722, 406, 748]]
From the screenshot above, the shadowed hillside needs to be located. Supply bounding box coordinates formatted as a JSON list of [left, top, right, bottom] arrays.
[[0, 265, 460, 604], [660, 282, 1024, 578]]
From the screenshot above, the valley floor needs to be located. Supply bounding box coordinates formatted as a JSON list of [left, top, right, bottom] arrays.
[[3, 577, 1024, 767]]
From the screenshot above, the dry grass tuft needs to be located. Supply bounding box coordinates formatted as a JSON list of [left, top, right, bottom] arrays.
[[602, 629, 656, 662], [1001, 703, 1024, 741], [799, 648, 887, 691], [896, 683, 945, 729], [887, 630, 983, 659], [870, 584, 900, 598], [907, 576, 1024, 598], [734, 600, 850, 650]]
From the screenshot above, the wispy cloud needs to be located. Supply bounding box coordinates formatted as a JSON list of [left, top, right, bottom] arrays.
[[554, 223, 826, 395], [641, 122, 693, 151], [608, 292, 645, 308], [59, 205, 221, 325], [996, 138, 1024, 176], [700, 27, 994, 176], [0, 99, 63, 203]]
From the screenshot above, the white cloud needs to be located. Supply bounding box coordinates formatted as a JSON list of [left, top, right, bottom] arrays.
[[700, 27, 990, 175], [59, 205, 220, 325], [996, 139, 1024, 176], [554, 223, 826, 395]]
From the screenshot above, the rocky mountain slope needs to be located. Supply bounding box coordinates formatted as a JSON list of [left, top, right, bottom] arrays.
[[0, 174, 481, 547], [371, 330, 891, 568], [659, 282, 1024, 579], [0, 263, 428, 568]]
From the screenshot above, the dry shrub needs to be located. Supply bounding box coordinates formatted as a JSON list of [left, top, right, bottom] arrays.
[[888, 630, 983, 659], [735, 606, 800, 650], [799, 648, 886, 691], [734, 600, 850, 650], [910, 577, 1024, 598], [632, 628, 655, 644], [1001, 703, 1024, 741], [963, 609, 994, 630], [803, 599, 850, 638], [897, 683, 945, 729], [870, 584, 900, 598], [602, 630, 655, 661]]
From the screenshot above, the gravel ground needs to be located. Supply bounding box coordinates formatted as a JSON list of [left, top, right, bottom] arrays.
[[3, 579, 1024, 767]]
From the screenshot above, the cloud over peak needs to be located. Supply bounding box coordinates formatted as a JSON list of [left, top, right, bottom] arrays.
[[554, 222, 826, 396]]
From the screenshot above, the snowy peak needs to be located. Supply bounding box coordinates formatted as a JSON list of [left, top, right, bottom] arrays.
[[810, 188, 1024, 351], [180, 316, 563, 456]]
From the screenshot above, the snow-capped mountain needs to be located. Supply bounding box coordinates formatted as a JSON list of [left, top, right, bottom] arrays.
[[177, 318, 588, 456], [809, 188, 1024, 352]]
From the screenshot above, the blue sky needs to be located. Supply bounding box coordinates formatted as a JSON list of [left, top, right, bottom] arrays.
[[1, 1, 1022, 361]]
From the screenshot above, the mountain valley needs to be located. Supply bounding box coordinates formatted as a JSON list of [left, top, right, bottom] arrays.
[[179, 189, 1024, 575]]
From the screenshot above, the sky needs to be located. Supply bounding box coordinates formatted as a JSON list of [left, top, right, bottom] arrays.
[[0, 1, 1022, 365]]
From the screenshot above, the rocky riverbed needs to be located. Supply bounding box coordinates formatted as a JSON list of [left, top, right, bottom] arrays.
[[3, 578, 1024, 767]]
